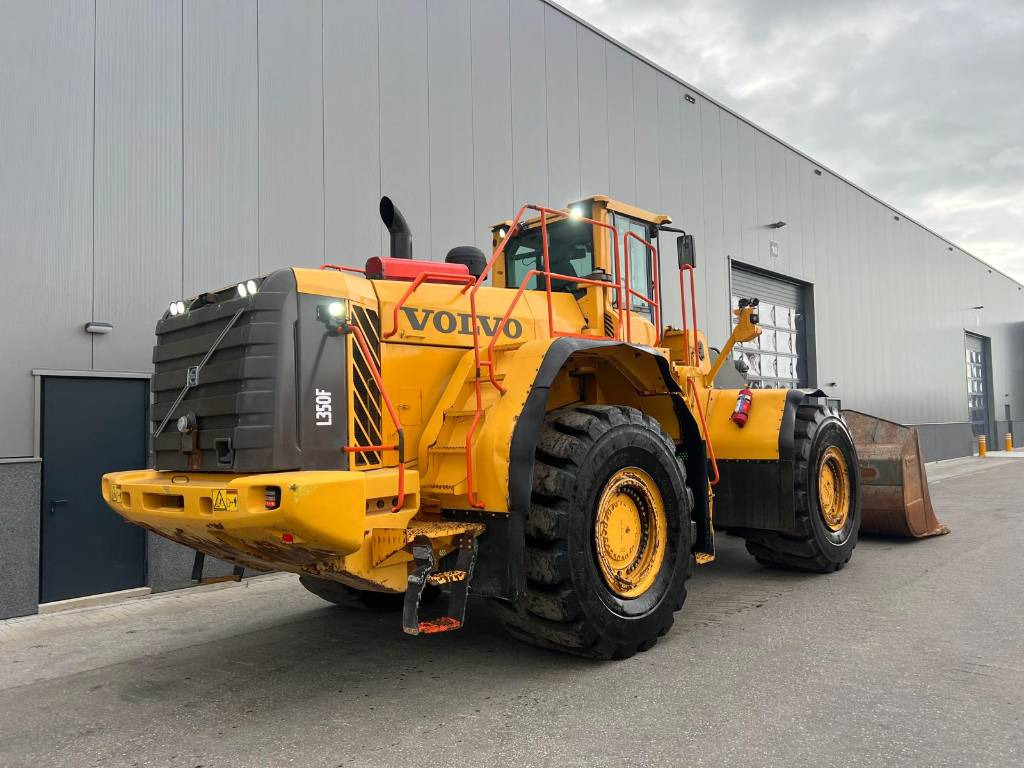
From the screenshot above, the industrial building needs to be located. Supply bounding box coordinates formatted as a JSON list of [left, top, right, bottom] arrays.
[[1, 0, 1021, 620]]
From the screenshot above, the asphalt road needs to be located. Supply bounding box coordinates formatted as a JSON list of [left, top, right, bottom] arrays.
[[1, 457, 1021, 767]]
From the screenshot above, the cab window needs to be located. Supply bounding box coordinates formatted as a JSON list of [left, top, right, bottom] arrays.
[[505, 218, 595, 293], [611, 213, 656, 316]]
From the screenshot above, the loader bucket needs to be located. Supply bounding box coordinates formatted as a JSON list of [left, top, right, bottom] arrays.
[[841, 410, 951, 538]]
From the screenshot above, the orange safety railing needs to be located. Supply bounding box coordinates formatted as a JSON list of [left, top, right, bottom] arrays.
[[623, 230, 661, 345], [678, 264, 700, 367], [342, 322, 406, 512], [321, 203, 672, 510], [322, 263, 367, 275], [383, 271, 476, 339]]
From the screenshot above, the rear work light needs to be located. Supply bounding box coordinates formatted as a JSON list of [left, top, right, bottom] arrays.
[[264, 487, 281, 510]]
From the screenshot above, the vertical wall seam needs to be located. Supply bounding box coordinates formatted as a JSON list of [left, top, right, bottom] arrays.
[[506, 0, 515, 210], [424, 0, 433, 259], [542, 5, 550, 203], [467, 0, 477, 240], [320, 0, 326, 264], [91, 0, 98, 370], [180, 0, 185, 296], [375, 0, 383, 253], [256, 0, 261, 273], [574, 25, 582, 197]]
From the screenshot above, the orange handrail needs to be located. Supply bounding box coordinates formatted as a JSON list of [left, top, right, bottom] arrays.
[[322, 263, 367, 275], [678, 264, 699, 366], [622, 230, 661, 345], [343, 322, 406, 512], [463, 204, 624, 508], [383, 270, 475, 339]]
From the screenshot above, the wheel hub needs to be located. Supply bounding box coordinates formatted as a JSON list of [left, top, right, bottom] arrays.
[[818, 446, 851, 531], [594, 467, 667, 598]]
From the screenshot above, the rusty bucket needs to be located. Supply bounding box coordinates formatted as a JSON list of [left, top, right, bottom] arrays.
[[842, 410, 951, 538]]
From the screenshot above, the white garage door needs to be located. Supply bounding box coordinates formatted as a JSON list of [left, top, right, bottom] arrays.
[[730, 266, 808, 389]]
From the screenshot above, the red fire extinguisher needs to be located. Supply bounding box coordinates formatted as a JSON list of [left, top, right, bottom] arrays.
[[731, 388, 753, 427]]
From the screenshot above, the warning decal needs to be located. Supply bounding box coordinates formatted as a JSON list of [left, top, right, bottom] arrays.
[[212, 490, 238, 512]]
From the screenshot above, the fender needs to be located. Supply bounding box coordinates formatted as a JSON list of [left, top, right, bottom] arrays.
[[712, 388, 827, 531], [447, 337, 712, 602]]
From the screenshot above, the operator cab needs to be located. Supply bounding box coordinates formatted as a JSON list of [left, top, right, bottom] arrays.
[[492, 196, 669, 340]]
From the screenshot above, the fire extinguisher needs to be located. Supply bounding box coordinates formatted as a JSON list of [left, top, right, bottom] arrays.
[[731, 388, 753, 427]]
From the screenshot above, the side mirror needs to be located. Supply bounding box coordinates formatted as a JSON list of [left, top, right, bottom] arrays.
[[677, 234, 696, 268]]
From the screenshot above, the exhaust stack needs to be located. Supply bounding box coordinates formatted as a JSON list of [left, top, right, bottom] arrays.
[[379, 196, 412, 260]]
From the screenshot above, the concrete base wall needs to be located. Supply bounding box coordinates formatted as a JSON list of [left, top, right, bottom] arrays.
[[994, 420, 1017, 446], [913, 422, 976, 462], [147, 535, 239, 592], [0, 460, 41, 619]]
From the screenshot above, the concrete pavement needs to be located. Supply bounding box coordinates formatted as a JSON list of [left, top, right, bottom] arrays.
[[1, 457, 1021, 767]]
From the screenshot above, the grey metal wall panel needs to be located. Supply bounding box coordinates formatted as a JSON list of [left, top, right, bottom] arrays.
[[576, 26, 609, 197], [632, 62, 660, 213], [605, 43, 635, 202], [509, 0, 548, 208], [257, 0, 324, 272], [699, 102, 726, 339], [719, 112, 742, 277], [428, 0, 475, 257], [655, 74, 682, 327], [544, 5, 581, 206], [183, 0, 259, 294], [753, 130, 773, 271], [378, 0, 431, 259], [678, 91, 705, 330], [0, 1, 94, 457], [93, 0, 183, 372], [469, 0, 513, 253], [736, 121, 758, 269], [323, 0, 381, 263]]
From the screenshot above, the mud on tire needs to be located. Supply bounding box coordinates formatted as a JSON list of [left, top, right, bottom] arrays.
[[493, 405, 694, 659]]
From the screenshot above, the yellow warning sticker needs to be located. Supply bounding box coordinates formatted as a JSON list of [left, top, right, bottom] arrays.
[[212, 490, 238, 512], [110, 484, 122, 503]]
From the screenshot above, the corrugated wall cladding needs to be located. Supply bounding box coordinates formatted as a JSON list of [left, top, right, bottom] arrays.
[[0, 0, 1021, 458]]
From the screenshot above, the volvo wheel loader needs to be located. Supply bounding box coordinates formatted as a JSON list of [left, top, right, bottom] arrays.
[[103, 195, 870, 659]]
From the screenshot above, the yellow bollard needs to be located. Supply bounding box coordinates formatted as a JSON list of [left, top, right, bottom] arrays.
[[1006, 432, 1015, 452], [978, 435, 987, 456]]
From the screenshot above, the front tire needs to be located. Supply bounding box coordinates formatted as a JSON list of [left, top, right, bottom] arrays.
[[494, 405, 694, 659], [742, 402, 861, 572]]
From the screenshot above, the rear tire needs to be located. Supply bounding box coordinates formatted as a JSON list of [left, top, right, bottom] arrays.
[[299, 575, 438, 611], [741, 402, 861, 572], [493, 405, 694, 659]]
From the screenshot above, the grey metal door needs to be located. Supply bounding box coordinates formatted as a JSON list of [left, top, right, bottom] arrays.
[[965, 333, 991, 442], [730, 265, 809, 388], [39, 376, 148, 603]]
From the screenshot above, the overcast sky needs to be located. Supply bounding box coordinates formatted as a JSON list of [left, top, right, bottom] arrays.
[[559, 0, 1024, 283]]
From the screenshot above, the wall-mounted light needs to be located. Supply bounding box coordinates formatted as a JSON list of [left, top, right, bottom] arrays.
[[893, 215, 900, 221], [767, 221, 787, 229], [84, 321, 113, 334], [813, 169, 822, 176]]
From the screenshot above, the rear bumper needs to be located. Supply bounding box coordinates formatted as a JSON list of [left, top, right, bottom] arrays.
[[101, 468, 418, 569]]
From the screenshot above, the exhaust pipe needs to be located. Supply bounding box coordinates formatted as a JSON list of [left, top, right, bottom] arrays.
[[379, 196, 412, 260]]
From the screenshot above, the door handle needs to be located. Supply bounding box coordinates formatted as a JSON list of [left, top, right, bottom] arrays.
[[49, 499, 68, 515]]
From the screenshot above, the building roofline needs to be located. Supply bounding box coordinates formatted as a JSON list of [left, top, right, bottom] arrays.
[[543, 0, 1023, 291]]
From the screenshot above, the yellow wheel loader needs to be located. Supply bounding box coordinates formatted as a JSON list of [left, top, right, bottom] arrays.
[[102, 195, 922, 659]]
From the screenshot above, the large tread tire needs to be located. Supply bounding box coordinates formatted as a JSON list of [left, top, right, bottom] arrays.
[[299, 575, 438, 611], [493, 405, 694, 660], [741, 402, 861, 573]]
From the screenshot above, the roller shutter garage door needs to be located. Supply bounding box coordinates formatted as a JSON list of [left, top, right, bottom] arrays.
[[730, 265, 808, 389]]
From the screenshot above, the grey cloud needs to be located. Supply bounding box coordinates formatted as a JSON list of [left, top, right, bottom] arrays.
[[559, 0, 1024, 280]]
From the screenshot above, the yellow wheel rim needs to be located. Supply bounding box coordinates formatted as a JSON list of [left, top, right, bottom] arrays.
[[593, 467, 667, 598], [818, 446, 851, 532]]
